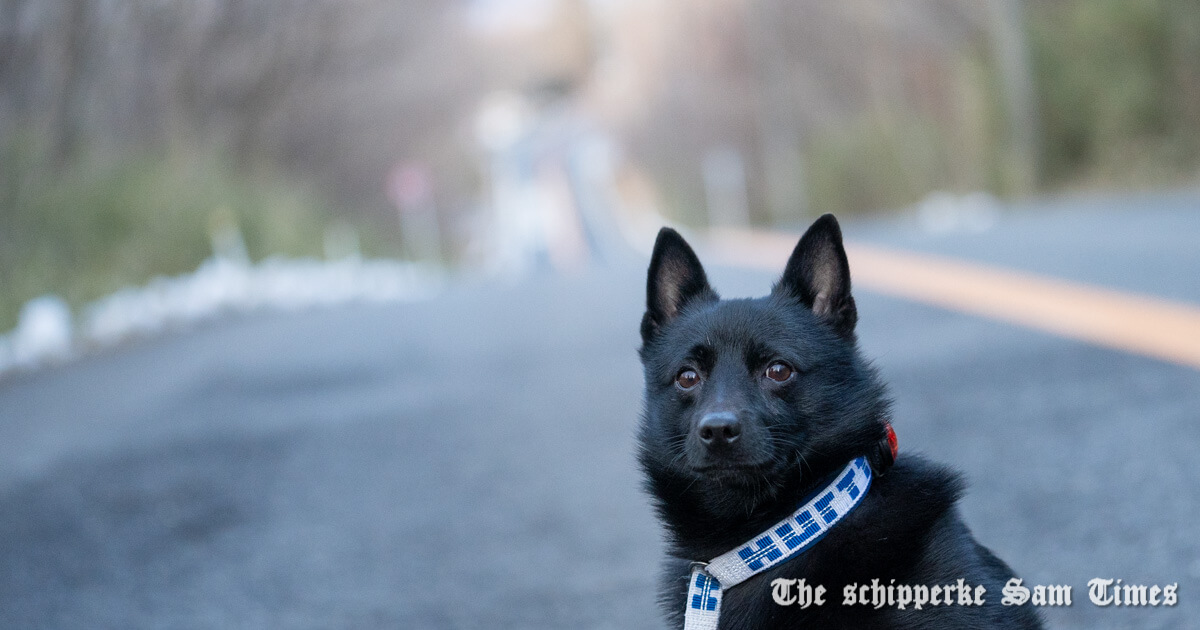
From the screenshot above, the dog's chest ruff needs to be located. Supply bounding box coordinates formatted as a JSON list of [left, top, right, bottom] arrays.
[[683, 457, 873, 630]]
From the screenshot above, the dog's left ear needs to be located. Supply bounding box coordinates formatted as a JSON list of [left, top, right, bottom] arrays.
[[773, 213, 857, 338]]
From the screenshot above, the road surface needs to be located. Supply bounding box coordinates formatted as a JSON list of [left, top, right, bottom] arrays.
[[1, 191, 1198, 628]]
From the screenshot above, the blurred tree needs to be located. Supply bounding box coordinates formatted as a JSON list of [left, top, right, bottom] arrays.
[[2, 0, 1199, 332], [589, 0, 1200, 221], [592, 0, 1007, 221], [1029, 0, 1200, 187], [0, 0, 493, 220], [0, 0, 495, 328]]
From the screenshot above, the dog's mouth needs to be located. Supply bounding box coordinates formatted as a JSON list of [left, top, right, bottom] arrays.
[[689, 460, 778, 478]]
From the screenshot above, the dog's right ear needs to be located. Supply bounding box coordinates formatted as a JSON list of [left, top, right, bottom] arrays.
[[641, 227, 717, 344]]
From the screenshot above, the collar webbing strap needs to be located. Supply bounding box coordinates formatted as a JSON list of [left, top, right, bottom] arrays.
[[683, 456, 872, 630]]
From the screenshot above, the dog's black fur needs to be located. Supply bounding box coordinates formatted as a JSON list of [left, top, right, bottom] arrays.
[[637, 215, 1042, 629]]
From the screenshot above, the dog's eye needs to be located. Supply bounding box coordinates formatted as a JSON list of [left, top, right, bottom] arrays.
[[675, 369, 701, 390], [765, 361, 793, 383]]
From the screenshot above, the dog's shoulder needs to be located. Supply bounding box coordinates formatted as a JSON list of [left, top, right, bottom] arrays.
[[839, 456, 1041, 627], [780, 454, 969, 582], [854, 455, 966, 547]]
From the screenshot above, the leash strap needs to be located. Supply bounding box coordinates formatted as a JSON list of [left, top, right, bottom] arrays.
[[683, 456, 872, 630], [684, 568, 722, 630]]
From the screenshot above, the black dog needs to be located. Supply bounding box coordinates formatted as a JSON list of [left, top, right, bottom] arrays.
[[637, 215, 1041, 629]]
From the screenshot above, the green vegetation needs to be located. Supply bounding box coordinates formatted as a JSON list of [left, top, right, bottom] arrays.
[[805, 0, 1200, 217], [0, 138, 391, 332], [5, 1, 1199, 330], [1030, 0, 1200, 187], [806, 114, 960, 219]]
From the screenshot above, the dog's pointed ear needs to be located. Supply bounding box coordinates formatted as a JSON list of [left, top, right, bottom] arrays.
[[642, 227, 717, 344], [773, 214, 857, 338]]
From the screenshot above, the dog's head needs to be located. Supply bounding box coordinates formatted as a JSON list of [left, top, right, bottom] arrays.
[[637, 215, 888, 518]]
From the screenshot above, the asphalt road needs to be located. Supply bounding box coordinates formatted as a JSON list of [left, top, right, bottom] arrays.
[[1, 192, 1198, 629]]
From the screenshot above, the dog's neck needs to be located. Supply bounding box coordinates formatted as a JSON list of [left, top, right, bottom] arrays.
[[651, 456, 854, 562]]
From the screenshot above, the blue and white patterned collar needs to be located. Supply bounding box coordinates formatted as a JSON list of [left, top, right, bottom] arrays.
[[683, 456, 873, 630]]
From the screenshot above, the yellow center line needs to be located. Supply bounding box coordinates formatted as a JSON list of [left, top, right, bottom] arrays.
[[701, 227, 1200, 371]]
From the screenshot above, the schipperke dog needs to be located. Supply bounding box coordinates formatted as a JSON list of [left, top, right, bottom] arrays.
[[637, 215, 1041, 629]]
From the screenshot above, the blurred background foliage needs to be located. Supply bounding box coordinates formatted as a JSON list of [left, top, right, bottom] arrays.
[[1, 134, 354, 328], [1, 0, 1198, 331], [1031, 0, 1200, 187]]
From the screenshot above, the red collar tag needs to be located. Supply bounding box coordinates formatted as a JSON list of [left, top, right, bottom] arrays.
[[874, 420, 898, 474]]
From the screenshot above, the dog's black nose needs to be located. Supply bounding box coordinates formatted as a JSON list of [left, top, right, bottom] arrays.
[[698, 412, 741, 446]]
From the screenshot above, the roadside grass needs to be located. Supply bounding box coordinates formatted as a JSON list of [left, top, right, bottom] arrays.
[[0, 141, 396, 333]]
